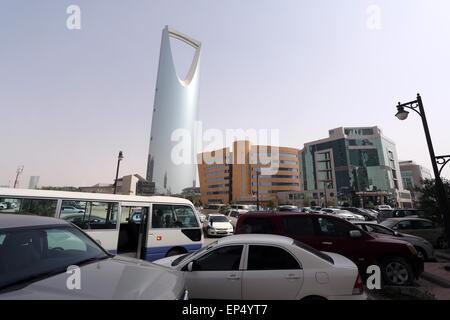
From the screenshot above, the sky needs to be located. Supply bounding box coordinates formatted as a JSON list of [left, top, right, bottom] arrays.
[[0, 0, 449, 188]]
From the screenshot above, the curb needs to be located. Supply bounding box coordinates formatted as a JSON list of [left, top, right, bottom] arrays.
[[421, 272, 450, 288]]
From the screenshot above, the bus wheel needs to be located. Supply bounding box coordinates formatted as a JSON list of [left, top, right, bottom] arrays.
[[166, 248, 185, 257]]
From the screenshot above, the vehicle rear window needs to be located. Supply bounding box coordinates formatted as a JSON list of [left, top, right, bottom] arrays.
[[238, 217, 273, 234], [293, 240, 334, 265], [281, 216, 315, 236]]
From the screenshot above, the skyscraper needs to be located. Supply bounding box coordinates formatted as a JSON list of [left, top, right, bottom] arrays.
[[147, 26, 201, 194]]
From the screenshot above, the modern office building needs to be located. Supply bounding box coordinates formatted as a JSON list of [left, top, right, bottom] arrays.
[[299, 126, 412, 208], [198, 141, 301, 205], [400, 160, 432, 204], [146, 26, 201, 194]]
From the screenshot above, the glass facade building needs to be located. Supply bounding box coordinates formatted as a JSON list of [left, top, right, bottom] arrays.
[[301, 127, 412, 208]]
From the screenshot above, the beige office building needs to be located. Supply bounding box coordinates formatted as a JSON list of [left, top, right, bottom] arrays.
[[197, 141, 301, 205]]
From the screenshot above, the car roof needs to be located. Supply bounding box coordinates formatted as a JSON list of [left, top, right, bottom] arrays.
[[385, 217, 429, 222], [0, 214, 68, 229], [217, 234, 294, 246], [242, 212, 331, 219]]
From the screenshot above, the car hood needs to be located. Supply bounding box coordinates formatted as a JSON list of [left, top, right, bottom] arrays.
[[371, 232, 429, 243], [0, 255, 184, 300], [210, 222, 232, 228], [153, 254, 186, 269]]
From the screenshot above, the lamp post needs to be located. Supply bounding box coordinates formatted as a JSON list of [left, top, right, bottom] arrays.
[[323, 181, 332, 208], [113, 151, 124, 194], [395, 93, 450, 246], [256, 166, 260, 211]]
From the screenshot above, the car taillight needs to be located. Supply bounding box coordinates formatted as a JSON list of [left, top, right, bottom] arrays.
[[352, 274, 364, 295]]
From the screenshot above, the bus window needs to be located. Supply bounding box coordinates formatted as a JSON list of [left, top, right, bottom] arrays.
[[151, 205, 199, 229], [60, 200, 117, 230], [152, 204, 174, 228], [173, 206, 199, 228], [0, 198, 57, 217]]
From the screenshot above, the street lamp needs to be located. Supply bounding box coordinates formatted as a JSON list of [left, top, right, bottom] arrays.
[[255, 166, 260, 211], [323, 181, 332, 208], [395, 93, 450, 246], [113, 151, 124, 194]]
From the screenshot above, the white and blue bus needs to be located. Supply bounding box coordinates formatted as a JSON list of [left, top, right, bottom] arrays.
[[0, 188, 203, 261]]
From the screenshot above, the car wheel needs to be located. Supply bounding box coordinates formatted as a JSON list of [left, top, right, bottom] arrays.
[[381, 257, 414, 286], [437, 237, 449, 250], [415, 247, 427, 260]]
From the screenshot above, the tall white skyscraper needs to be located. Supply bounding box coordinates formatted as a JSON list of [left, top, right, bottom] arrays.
[[146, 26, 201, 194]]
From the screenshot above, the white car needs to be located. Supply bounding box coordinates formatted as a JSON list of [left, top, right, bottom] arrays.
[[225, 209, 248, 228], [154, 234, 366, 300], [203, 213, 234, 237], [321, 208, 365, 221], [0, 214, 187, 300], [0, 203, 7, 210], [61, 206, 85, 214]]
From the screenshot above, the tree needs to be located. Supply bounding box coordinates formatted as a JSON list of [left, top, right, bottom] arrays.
[[415, 178, 450, 225]]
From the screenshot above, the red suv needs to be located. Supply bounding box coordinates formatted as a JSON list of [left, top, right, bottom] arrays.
[[235, 212, 424, 286]]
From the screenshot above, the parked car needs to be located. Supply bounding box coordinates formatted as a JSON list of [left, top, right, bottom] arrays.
[[375, 205, 393, 211], [340, 207, 378, 221], [235, 212, 424, 286], [154, 234, 366, 300], [377, 209, 425, 222], [353, 221, 435, 261], [0, 214, 187, 299], [225, 209, 248, 228], [278, 205, 299, 212], [380, 218, 448, 249], [320, 208, 365, 221], [201, 204, 227, 215], [61, 206, 85, 214], [0, 203, 7, 210], [203, 213, 234, 237], [300, 207, 321, 213]]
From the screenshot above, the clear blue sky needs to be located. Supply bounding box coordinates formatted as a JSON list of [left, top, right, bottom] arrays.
[[1, 0, 449, 187]]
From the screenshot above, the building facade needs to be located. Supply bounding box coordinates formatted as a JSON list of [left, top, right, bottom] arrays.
[[146, 26, 201, 194], [79, 174, 155, 196], [400, 160, 432, 204], [198, 141, 301, 205], [300, 127, 412, 208]]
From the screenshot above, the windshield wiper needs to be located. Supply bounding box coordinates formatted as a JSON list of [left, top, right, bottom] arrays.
[[75, 254, 109, 267]]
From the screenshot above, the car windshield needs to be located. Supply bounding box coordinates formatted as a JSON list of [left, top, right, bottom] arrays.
[[379, 220, 396, 228], [210, 215, 228, 222], [0, 225, 109, 290], [362, 224, 394, 236], [293, 240, 334, 264], [172, 241, 219, 267]]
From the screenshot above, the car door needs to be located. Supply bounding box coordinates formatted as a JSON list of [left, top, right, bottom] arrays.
[[184, 245, 244, 299], [242, 245, 303, 300], [411, 220, 440, 245], [392, 220, 415, 235], [315, 216, 368, 269]]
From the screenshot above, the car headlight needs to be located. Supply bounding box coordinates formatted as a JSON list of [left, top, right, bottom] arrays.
[[179, 289, 189, 300]]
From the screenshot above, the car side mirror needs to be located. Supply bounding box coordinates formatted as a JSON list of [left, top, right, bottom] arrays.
[[394, 231, 401, 236], [349, 230, 362, 238], [187, 261, 194, 272]]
